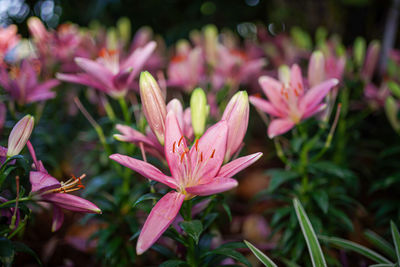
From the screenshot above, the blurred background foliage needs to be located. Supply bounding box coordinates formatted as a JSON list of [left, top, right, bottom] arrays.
[[0, 0, 394, 46]]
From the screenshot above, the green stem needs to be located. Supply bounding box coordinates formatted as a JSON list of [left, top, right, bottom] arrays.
[[118, 97, 131, 124], [0, 197, 30, 208], [102, 96, 116, 122], [274, 138, 292, 168]]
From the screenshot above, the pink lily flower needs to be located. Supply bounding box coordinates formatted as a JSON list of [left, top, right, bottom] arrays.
[[27, 142, 101, 231], [0, 60, 59, 105], [0, 25, 20, 65], [249, 64, 339, 138], [110, 111, 262, 254], [167, 41, 205, 92], [57, 41, 156, 98]]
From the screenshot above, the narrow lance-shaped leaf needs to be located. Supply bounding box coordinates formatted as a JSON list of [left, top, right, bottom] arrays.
[[390, 221, 400, 264], [319, 235, 392, 264], [293, 198, 327, 267], [364, 230, 396, 260], [244, 240, 277, 267]]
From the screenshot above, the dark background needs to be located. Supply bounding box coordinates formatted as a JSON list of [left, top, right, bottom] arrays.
[[0, 0, 393, 46]]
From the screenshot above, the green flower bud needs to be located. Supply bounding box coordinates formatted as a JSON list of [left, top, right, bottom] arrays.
[[190, 88, 208, 138]]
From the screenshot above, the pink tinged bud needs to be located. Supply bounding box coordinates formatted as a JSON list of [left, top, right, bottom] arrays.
[[308, 51, 326, 88], [7, 115, 34, 157], [221, 91, 249, 162], [27, 17, 48, 42], [139, 71, 167, 145], [362, 40, 381, 81]]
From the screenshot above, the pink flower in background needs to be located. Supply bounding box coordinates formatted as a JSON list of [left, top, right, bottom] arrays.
[[212, 46, 265, 91], [0, 25, 20, 65], [167, 42, 205, 92], [0, 60, 59, 105], [110, 111, 262, 254], [27, 142, 101, 232], [250, 64, 338, 138], [57, 41, 156, 98]]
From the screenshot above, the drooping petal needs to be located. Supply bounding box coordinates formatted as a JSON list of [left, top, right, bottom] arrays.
[[189, 120, 228, 182], [56, 73, 108, 92], [186, 177, 238, 196], [41, 193, 101, 213], [114, 124, 161, 150], [249, 96, 284, 117], [109, 154, 177, 189], [51, 205, 64, 232], [267, 118, 296, 138], [74, 57, 115, 90], [299, 78, 338, 115], [136, 191, 185, 255], [164, 111, 188, 181], [30, 171, 59, 192], [217, 152, 263, 178]]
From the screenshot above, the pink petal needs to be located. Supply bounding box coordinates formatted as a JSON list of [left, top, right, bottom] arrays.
[[30, 171, 60, 192], [189, 120, 228, 182], [57, 73, 107, 92], [249, 96, 284, 117], [290, 64, 304, 95], [258, 76, 286, 113], [186, 177, 238, 196], [164, 111, 188, 181], [42, 193, 101, 213], [217, 152, 263, 178], [299, 78, 338, 115], [114, 124, 161, 150], [303, 103, 326, 119], [109, 154, 177, 189], [51, 205, 64, 232], [122, 41, 157, 83], [268, 118, 295, 138], [136, 191, 185, 255], [74, 57, 114, 90]]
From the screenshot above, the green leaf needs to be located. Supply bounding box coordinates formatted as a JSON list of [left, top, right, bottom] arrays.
[[364, 230, 396, 260], [179, 220, 203, 244], [202, 248, 251, 267], [222, 203, 232, 222], [0, 237, 14, 267], [203, 212, 218, 231], [159, 260, 188, 267], [312, 190, 329, 214], [132, 193, 162, 207], [266, 169, 300, 192], [319, 235, 392, 264], [390, 221, 400, 264], [219, 242, 247, 250], [244, 240, 277, 267], [12, 242, 42, 266], [293, 198, 327, 267], [369, 264, 396, 267]]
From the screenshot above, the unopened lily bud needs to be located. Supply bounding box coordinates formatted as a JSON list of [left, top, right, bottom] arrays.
[[7, 115, 34, 157], [385, 96, 400, 133], [107, 27, 118, 50], [27, 17, 47, 42], [203, 24, 218, 66], [388, 81, 400, 99], [190, 88, 208, 138], [278, 65, 291, 87], [353, 37, 366, 68], [222, 91, 249, 162], [139, 71, 167, 145], [362, 40, 380, 81], [117, 17, 131, 45], [308, 51, 326, 88]]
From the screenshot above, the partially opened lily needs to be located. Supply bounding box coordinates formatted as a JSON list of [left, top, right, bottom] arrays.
[[110, 111, 262, 254], [27, 142, 101, 231], [57, 41, 156, 98], [249, 64, 339, 138]]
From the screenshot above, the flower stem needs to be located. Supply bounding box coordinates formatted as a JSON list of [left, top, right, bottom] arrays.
[[0, 196, 30, 208], [118, 97, 131, 124]]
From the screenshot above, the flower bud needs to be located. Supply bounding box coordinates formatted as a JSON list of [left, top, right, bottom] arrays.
[[361, 40, 380, 81], [308, 51, 326, 88], [353, 37, 366, 68], [27, 17, 48, 42], [222, 91, 249, 162], [117, 17, 131, 46], [203, 24, 218, 66], [139, 71, 167, 145], [190, 88, 208, 138], [388, 81, 400, 99], [278, 65, 291, 87], [385, 96, 400, 133], [7, 115, 34, 157]]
